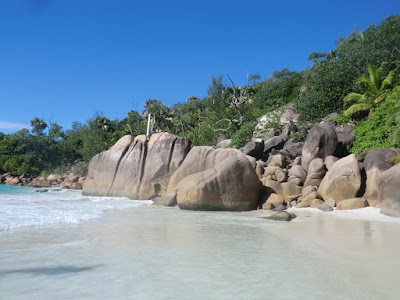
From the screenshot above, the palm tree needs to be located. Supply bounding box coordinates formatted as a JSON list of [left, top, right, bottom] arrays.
[[95, 116, 111, 132], [343, 63, 397, 117]]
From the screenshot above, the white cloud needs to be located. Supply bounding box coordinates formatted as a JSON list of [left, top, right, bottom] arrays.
[[0, 121, 31, 130]]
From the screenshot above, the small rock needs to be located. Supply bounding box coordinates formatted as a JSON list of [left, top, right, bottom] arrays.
[[264, 211, 295, 221], [262, 202, 274, 210], [310, 199, 324, 208], [275, 169, 288, 183], [153, 192, 177, 207], [268, 154, 287, 168], [326, 198, 336, 208], [266, 193, 284, 206], [336, 198, 368, 210], [70, 182, 83, 190], [310, 199, 333, 212], [301, 186, 317, 198], [36, 189, 49, 193]]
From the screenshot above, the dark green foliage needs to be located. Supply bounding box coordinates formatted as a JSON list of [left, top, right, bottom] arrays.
[[230, 122, 256, 148], [351, 90, 400, 154], [296, 58, 356, 122], [254, 68, 301, 111], [297, 15, 400, 123], [0, 129, 64, 175]]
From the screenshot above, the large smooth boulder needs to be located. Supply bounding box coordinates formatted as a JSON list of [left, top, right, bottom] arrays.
[[318, 154, 361, 202], [83, 133, 191, 199], [301, 122, 338, 172], [167, 147, 260, 211], [363, 148, 400, 206], [377, 164, 400, 217]]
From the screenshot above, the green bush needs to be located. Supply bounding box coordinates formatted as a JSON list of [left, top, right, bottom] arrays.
[[254, 69, 301, 111], [352, 90, 400, 154], [230, 122, 255, 148]]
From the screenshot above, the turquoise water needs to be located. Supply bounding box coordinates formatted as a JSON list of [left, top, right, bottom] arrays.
[[1, 186, 400, 299], [0, 185, 35, 194]]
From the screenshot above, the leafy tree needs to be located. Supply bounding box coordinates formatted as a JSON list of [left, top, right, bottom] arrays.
[[78, 116, 119, 161], [230, 121, 256, 148], [48, 122, 64, 139], [254, 68, 301, 111], [143, 99, 173, 132], [124, 110, 145, 136], [30, 118, 47, 136]]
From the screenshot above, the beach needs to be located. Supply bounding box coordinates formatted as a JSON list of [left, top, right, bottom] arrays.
[[1, 189, 400, 299]]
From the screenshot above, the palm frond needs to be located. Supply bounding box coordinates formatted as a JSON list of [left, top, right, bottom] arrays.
[[343, 102, 373, 117], [380, 68, 397, 91], [355, 74, 370, 88], [368, 64, 380, 90], [343, 92, 364, 104], [387, 109, 400, 123]]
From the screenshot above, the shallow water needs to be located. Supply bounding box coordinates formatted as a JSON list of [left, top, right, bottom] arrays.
[[1, 186, 400, 299]]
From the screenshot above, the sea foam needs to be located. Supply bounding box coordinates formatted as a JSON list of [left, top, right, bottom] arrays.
[[0, 186, 152, 230]]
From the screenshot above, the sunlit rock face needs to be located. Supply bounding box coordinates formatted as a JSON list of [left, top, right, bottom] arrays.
[[83, 133, 191, 200], [167, 146, 261, 211]]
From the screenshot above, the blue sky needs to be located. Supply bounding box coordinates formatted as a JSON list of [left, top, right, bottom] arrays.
[[0, 0, 399, 133]]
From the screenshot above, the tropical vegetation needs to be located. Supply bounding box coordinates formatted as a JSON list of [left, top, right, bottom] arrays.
[[1, 15, 399, 176]]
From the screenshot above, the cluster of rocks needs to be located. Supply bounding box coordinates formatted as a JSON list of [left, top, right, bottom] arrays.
[[238, 121, 400, 218], [0, 172, 86, 190], [82, 119, 400, 219]]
